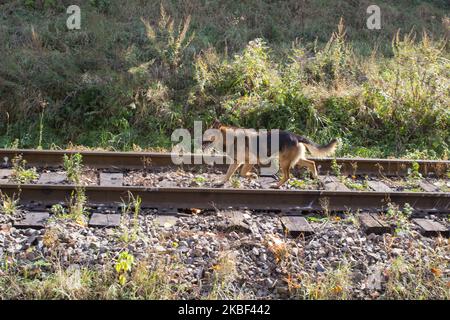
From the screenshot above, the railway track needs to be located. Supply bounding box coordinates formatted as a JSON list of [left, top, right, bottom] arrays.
[[0, 149, 448, 176], [0, 149, 448, 214], [0, 184, 448, 213], [1, 149, 448, 274]]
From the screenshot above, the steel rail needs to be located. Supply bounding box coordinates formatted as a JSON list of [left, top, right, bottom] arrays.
[[0, 183, 448, 212], [0, 149, 449, 176]]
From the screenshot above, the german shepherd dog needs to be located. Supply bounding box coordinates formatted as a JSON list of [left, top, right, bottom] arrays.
[[202, 120, 338, 188]]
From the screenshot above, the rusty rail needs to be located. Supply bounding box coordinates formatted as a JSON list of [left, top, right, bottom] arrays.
[[0, 183, 448, 213], [0, 149, 448, 176]]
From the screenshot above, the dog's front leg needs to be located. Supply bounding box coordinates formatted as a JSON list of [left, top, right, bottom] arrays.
[[215, 163, 241, 186], [240, 164, 257, 179], [297, 159, 318, 178]]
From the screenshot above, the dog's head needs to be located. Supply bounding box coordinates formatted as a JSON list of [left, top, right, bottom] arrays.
[[202, 119, 223, 151]]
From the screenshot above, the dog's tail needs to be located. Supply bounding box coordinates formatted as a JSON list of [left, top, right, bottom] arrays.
[[296, 135, 338, 157]]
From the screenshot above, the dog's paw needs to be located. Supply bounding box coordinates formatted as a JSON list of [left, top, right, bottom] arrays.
[[269, 183, 281, 189], [246, 173, 258, 180]]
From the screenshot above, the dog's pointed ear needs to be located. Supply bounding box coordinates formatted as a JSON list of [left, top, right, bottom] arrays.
[[211, 118, 222, 129]]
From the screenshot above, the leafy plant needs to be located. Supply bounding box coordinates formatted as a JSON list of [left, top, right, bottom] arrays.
[[65, 187, 88, 226], [288, 178, 307, 189], [0, 191, 20, 215], [307, 216, 328, 223], [331, 158, 342, 177], [1, 3, 448, 160], [63, 153, 83, 184], [192, 176, 206, 186], [344, 210, 359, 227], [385, 202, 413, 234], [350, 162, 358, 178], [343, 176, 369, 191], [230, 177, 241, 188], [115, 251, 135, 286], [407, 162, 422, 181], [50, 204, 66, 216], [24, 0, 57, 9], [119, 192, 141, 244], [11, 155, 38, 184], [385, 249, 449, 300]]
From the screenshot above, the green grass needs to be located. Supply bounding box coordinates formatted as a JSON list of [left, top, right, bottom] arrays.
[[0, 1, 448, 158]]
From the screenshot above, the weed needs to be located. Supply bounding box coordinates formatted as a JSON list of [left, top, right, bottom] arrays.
[[402, 203, 414, 217], [396, 178, 422, 192], [141, 3, 195, 71], [115, 251, 135, 286], [344, 210, 360, 227], [127, 260, 177, 299], [230, 177, 241, 188], [63, 153, 83, 184], [37, 95, 48, 150], [385, 202, 413, 234], [288, 178, 307, 189], [407, 162, 422, 181], [192, 176, 207, 186], [343, 176, 369, 191], [331, 158, 342, 177], [307, 216, 328, 223], [90, 0, 111, 13], [319, 197, 330, 217], [42, 228, 59, 249], [66, 187, 88, 226], [50, 204, 66, 216], [208, 251, 240, 299], [265, 235, 288, 263], [11, 155, 38, 184], [0, 3, 448, 159], [0, 191, 20, 215], [119, 192, 141, 244], [350, 162, 358, 177], [0, 253, 192, 299]]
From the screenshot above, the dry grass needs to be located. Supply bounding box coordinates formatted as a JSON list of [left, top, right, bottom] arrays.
[[0, 253, 190, 299], [298, 263, 353, 300], [384, 238, 450, 300], [0, 230, 449, 300]]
